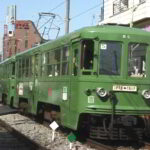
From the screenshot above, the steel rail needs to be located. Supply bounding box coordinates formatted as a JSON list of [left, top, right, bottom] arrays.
[[86, 139, 116, 150]]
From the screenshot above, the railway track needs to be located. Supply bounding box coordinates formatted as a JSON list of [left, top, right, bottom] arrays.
[[139, 141, 150, 150], [0, 104, 150, 150], [86, 139, 116, 150], [0, 112, 95, 150], [0, 123, 37, 150], [86, 138, 150, 150]]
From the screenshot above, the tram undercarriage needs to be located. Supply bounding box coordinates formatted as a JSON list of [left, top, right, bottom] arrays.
[[79, 114, 150, 140]]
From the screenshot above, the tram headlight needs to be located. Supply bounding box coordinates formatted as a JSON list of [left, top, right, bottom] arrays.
[[96, 88, 108, 98], [142, 90, 150, 99]]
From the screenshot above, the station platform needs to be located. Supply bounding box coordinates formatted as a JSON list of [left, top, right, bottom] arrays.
[[0, 104, 18, 115]]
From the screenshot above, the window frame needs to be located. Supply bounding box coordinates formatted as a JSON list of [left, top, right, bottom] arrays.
[[99, 40, 123, 76], [128, 42, 148, 78]]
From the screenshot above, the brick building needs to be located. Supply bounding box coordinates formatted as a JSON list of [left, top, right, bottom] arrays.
[[3, 20, 45, 59]]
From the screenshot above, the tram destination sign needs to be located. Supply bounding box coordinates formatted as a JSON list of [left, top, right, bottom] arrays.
[[113, 85, 137, 92]]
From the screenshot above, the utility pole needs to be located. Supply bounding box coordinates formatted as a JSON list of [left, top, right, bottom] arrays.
[[65, 0, 70, 34], [130, 0, 140, 28]]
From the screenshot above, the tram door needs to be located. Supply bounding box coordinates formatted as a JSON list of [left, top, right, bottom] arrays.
[[70, 41, 80, 111]]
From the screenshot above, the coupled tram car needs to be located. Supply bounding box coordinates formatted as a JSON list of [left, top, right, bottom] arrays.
[[1, 25, 150, 140]]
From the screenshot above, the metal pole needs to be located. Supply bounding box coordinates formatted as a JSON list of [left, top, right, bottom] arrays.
[[65, 0, 70, 34], [130, 0, 140, 28]]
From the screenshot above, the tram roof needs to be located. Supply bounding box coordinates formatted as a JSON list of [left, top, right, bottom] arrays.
[[5, 25, 150, 59]]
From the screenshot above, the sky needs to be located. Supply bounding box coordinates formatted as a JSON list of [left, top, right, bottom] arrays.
[[0, 0, 102, 39]]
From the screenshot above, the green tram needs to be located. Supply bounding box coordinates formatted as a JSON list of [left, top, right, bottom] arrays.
[[1, 25, 150, 140]]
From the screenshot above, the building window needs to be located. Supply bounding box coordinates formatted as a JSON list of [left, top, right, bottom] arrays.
[[113, 0, 128, 15], [139, 0, 145, 3], [25, 40, 28, 48]]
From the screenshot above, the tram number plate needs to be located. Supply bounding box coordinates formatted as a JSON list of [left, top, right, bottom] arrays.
[[113, 85, 137, 92]]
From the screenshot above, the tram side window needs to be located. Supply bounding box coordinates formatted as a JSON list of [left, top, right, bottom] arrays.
[[29, 57, 32, 77], [99, 41, 122, 75], [5, 65, 6, 78], [22, 59, 25, 77], [12, 62, 15, 75], [47, 51, 54, 77], [16, 61, 18, 78], [73, 49, 79, 76], [5, 65, 8, 78], [7, 64, 10, 78], [81, 40, 94, 70], [9, 64, 12, 77], [5, 65, 7, 78], [7, 64, 9, 77], [18, 59, 22, 78], [1, 67, 3, 78], [54, 49, 60, 76], [26, 58, 29, 77], [4, 65, 6, 79], [62, 47, 69, 75], [6, 65, 8, 78], [41, 53, 46, 77], [47, 49, 61, 77], [31, 56, 34, 77], [35, 54, 39, 77], [128, 43, 147, 77]]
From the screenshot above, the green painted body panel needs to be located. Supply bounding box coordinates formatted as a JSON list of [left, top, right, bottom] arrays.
[[1, 25, 150, 130], [0, 57, 16, 105], [7, 77, 16, 104], [71, 77, 150, 114]]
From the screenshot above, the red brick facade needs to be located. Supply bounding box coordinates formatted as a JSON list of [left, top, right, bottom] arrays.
[[3, 20, 43, 59]]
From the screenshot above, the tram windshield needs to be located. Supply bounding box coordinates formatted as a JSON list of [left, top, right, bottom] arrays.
[[128, 43, 147, 78], [99, 41, 122, 75]]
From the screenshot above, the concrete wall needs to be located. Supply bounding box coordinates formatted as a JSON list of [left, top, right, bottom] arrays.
[[99, 0, 149, 26]]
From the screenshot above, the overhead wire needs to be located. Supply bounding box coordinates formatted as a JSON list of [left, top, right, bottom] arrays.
[[49, 1, 65, 12], [43, 0, 106, 28], [42, 0, 135, 37], [70, 0, 109, 21], [59, 0, 106, 26], [35, 0, 142, 39], [71, 3, 102, 20], [59, 0, 139, 27]]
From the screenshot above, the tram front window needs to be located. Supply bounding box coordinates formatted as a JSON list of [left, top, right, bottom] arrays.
[[81, 40, 94, 70], [81, 40, 94, 75], [128, 43, 147, 77], [99, 41, 122, 75]]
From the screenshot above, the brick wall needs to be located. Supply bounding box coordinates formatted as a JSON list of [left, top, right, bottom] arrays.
[[3, 20, 43, 59]]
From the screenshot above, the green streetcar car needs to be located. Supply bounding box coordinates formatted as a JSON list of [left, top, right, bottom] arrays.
[[1, 25, 150, 140]]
